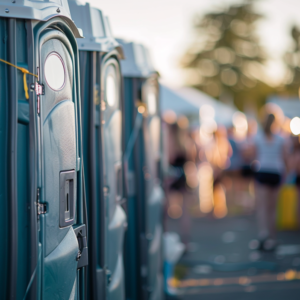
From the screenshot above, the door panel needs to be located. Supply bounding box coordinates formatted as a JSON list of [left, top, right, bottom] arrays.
[[43, 227, 78, 299], [143, 82, 164, 299], [43, 100, 77, 255], [102, 59, 126, 300], [39, 33, 79, 299]]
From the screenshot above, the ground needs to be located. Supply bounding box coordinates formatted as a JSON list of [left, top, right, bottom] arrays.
[[165, 191, 300, 299]]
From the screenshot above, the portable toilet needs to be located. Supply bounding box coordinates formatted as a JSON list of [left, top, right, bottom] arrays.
[[0, 1, 87, 299], [118, 39, 165, 300], [69, 1, 126, 299]]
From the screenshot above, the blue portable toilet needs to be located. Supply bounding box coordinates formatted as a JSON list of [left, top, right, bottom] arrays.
[[0, 1, 87, 299], [69, 1, 126, 299], [118, 39, 165, 300]]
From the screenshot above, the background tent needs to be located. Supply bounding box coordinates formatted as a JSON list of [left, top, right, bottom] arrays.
[[160, 84, 238, 127]]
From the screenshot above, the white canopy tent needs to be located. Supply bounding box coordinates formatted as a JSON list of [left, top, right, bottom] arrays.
[[160, 84, 238, 127]]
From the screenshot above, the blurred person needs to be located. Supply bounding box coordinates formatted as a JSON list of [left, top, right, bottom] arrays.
[[227, 126, 243, 173], [203, 126, 232, 218], [165, 122, 192, 247], [249, 113, 287, 251], [237, 118, 258, 212], [224, 126, 244, 210], [168, 123, 187, 190], [240, 118, 257, 178], [289, 135, 300, 227], [205, 126, 232, 181]]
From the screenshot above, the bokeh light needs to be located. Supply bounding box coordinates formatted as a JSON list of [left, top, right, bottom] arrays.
[[198, 162, 214, 213], [177, 115, 189, 129], [213, 184, 228, 219], [200, 104, 215, 121], [232, 111, 248, 139], [163, 110, 177, 124], [184, 161, 198, 188], [138, 105, 145, 114], [290, 117, 300, 135]]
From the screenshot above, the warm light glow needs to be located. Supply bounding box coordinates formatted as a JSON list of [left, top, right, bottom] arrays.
[[198, 162, 214, 213], [213, 184, 228, 219], [232, 111, 248, 139], [163, 110, 177, 124], [290, 117, 300, 135], [199, 119, 217, 144], [177, 115, 189, 129], [184, 161, 198, 188], [138, 106, 146, 114], [282, 117, 291, 133], [285, 269, 297, 280]]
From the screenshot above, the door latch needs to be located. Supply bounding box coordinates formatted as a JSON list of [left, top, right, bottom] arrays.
[[106, 269, 112, 285], [74, 224, 88, 269]]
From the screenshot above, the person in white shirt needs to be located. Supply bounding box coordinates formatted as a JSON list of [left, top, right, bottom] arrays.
[[249, 113, 287, 251]]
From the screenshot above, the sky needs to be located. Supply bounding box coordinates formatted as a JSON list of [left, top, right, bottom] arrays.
[[88, 0, 300, 87]]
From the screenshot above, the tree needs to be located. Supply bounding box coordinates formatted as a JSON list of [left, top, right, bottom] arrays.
[[283, 25, 300, 96], [180, 0, 273, 111]]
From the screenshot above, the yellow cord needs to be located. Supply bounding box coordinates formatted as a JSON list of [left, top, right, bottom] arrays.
[[0, 58, 38, 99]]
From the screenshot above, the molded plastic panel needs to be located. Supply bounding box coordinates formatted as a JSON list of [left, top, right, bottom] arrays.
[[102, 58, 126, 299], [143, 83, 164, 300], [40, 33, 79, 300], [123, 76, 164, 300], [43, 100, 77, 255], [104, 109, 126, 299], [44, 227, 78, 300], [147, 185, 164, 296]]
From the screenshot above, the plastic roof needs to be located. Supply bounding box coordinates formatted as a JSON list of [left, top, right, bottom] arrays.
[[69, 0, 123, 55], [0, 0, 82, 37], [117, 39, 155, 77]]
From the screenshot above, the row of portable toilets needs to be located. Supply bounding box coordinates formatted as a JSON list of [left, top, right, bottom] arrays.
[[0, 0, 166, 299]]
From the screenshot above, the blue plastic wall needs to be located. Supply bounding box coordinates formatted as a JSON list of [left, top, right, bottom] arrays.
[[0, 18, 32, 300]]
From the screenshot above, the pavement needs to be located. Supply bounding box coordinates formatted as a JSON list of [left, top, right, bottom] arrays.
[[166, 211, 300, 299]]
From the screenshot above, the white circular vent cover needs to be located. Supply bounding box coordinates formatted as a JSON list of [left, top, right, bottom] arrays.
[[44, 53, 65, 90]]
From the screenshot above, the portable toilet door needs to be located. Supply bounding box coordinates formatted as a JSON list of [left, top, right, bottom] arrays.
[[69, 2, 126, 299], [142, 73, 164, 300], [0, 1, 87, 299], [119, 40, 165, 300]]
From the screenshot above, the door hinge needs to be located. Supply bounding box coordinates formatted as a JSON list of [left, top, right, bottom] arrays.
[[37, 188, 47, 216], [35, 82, 45, 96], [30, 82, 44, 114], [30, 82, 45, 96], [37, 202, 47, 215]]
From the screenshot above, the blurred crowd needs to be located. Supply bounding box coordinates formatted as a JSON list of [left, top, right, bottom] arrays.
[[163, 103, 300, 251]]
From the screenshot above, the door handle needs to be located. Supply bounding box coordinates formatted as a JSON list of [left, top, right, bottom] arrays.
[[59, 170, 76, 227]]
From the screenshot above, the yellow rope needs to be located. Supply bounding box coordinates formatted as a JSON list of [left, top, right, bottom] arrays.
[[0, 58, 38, 99]]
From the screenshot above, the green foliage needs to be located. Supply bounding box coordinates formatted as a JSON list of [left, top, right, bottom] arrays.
[[283, 25, 300, 96], [180, 0, 274, 111]]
